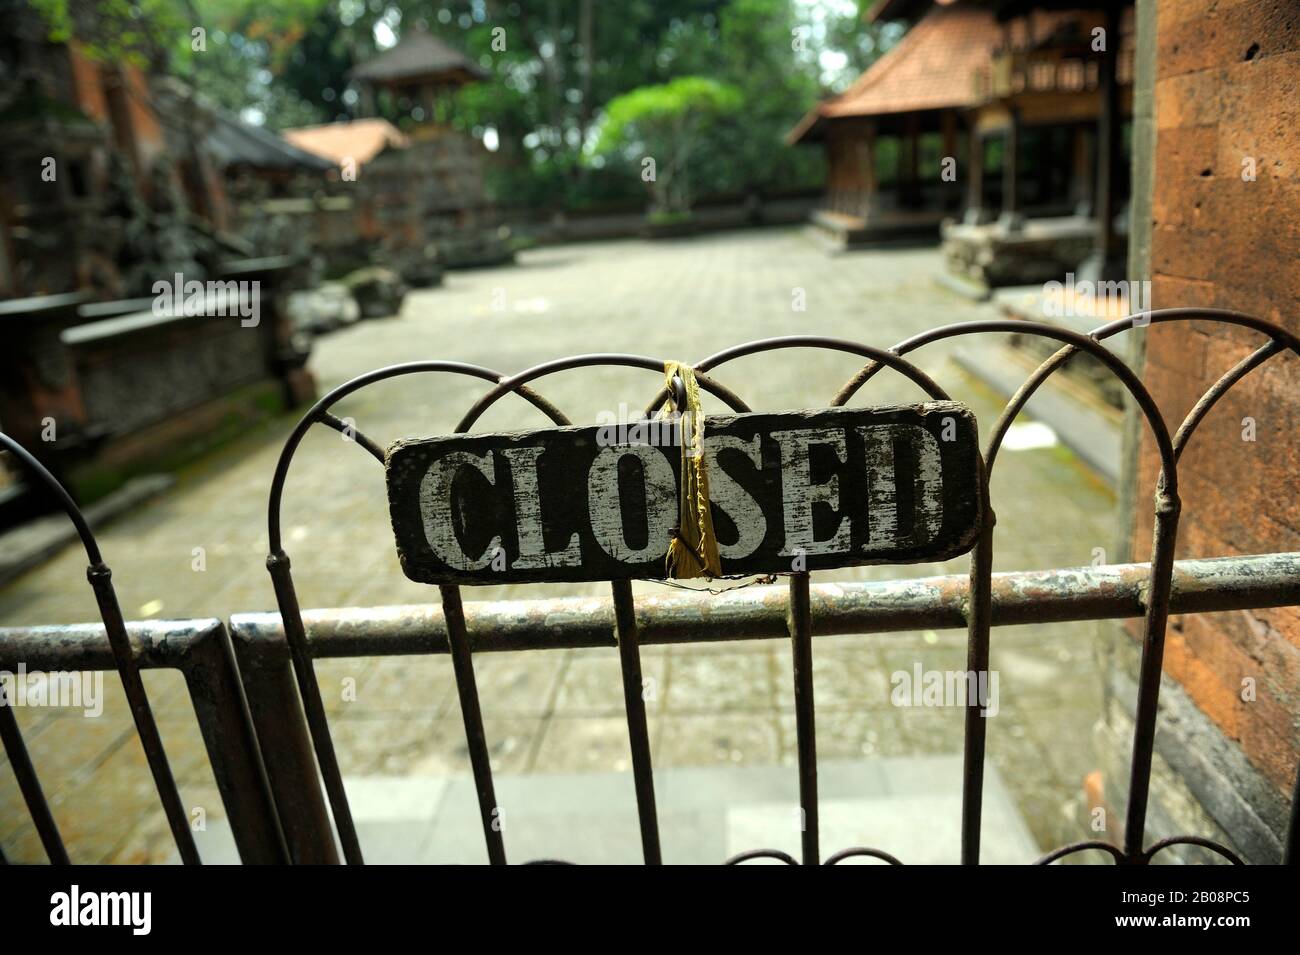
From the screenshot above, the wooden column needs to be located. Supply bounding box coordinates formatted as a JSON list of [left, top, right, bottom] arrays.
[[1000, 107, 1023, 231], [1071, 125, 1092, 213], [942, 110, 960, 212], [829, 130, 848, 214], [421, 82, 439, 123], [860, 120, 879, 221], [965, 122, 984, 224], [1089, 1, 1125, 278], [904, 114, 920, 208]]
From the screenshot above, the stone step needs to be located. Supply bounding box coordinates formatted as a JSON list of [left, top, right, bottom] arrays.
[[953, 341, 1121, 486], [184, 755, 1039, 865]]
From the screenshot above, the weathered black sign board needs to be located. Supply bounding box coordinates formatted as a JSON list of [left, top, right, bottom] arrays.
[[386, 402, 982, 585]]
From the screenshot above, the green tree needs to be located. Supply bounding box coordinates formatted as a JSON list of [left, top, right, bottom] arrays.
[[590, 77, 741, 214], [712, 0, 824, 194], [26, 0, 188, 67], [25, 0, 882, 207], [823, 0, 904, 88], [183, 0, 345, 127]]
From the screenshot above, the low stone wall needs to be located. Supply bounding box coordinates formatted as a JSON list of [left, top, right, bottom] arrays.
[[809, 207, 949, 251], [506, 193, 820, 245], [941, 216, 1100, 288], [0, 257, 312, 513]]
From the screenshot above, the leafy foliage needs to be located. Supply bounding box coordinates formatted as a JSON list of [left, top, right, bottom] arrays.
[[28, 0, 189, 67], [27, 0, 891, 211], [591, 77, 741, 213]]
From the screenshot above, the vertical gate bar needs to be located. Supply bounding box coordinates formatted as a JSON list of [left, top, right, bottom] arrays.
[[439, 583, 507, 865], [266, 552, 364, 864], [611, 578, 662, 865], [181, 622, 290, 864], [0, 687, 70, 864], [87, 564, 200, 865], [231, 631, 340, 864], [787, 571, 819, 865], [960, 474, 995, 865], [1122, 480, 1182, 860]]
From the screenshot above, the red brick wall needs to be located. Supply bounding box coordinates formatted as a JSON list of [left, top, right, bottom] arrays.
[[1131, 0, 1300, 793]]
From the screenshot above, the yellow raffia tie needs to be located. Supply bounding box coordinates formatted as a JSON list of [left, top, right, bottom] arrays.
[[663, 362, 722, 579]]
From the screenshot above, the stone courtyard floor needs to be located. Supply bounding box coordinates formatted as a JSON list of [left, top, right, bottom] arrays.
[[0, 228, 1117, 863]]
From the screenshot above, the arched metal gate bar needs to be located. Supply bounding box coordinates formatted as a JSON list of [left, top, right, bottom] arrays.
[[3, 309, 1300, 864], [0, 435, 223, 864], [244, 308, 1300, 865]]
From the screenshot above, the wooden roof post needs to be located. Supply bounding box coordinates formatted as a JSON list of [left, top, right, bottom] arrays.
[[1071, 124, 1092, 214], [1086, 1, 1125, 281], [942, 109, 959, 212], [964, 121, 984, 224], [861, 120, 879, 221], [999, 106, 1023, 232], [905, 113, 921, 209]]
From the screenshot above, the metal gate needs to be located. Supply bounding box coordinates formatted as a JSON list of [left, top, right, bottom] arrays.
[[3, 308, 1299, 864]]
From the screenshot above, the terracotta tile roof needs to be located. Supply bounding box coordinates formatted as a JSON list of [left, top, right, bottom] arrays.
[[282, 119, 410, 166], [207, 110, 335, 172], [349, 29, 487, 85], [866, 0, 958, 25], [788, 3, 1001, 143]]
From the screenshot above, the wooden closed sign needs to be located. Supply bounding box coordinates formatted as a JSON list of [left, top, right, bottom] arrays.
[[386, 402, 982, 585]]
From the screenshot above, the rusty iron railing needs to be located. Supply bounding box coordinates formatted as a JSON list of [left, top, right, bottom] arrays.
[[0, 433, 285, 864], [245, 308, 1300, 865], [0, 618, 287, 863], [3, 307, 1300, 864], [227, 550, 1300, 865]]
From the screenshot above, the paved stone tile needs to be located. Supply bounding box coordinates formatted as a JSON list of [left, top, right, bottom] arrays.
[[107, 782, 228, 865], [778, 708, 913, 763], [325, 656, 453, 719], [880, 644, 972, 685], [0, 715, 135, 846], [3, 722, 211, 863], [531, 715, 650, 774], [662, 648, 780, 714], [986, 716, 1079, 854], [0, 230, 1120, 862], [551, 652, 668, 716], [893, 705, 969, 755], [654, 712, 785, 767], [773, 646, 893, 710], [328, 715, 541, 777], [1025, 709, 1105, 787], [463, 651, 569, 719], [4, 714, 131, 797]]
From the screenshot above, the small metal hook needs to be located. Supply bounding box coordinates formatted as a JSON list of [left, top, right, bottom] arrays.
[[670, 374, 687, 414]]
